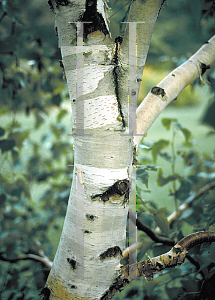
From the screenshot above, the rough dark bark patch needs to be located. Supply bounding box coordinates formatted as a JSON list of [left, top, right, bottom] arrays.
[[100, 246, 122, 260], [67, 257, 77, 269], [86, 213, 97, 221], [39, 287, 51, 300], [151, 86, 165, 97], [91, 179, 129, 202], [200, 62, 210, 75], [81, 0, 108, 39], [112, 36, 126, 128], [100, 277, 130, 300]]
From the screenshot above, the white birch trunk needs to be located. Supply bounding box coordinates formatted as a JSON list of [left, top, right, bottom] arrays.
[[42, 1, 215, 298], [44, 1, 163, 299]]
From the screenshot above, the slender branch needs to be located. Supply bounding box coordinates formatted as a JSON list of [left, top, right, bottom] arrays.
[[121, 242, 143, 262], [101, 231, 215, 300], [154, 181, 215, 234], [134, 34, 215, 147], [168, 180, 215, 226], [122, 209, 174, 260], [129, 209, 174, 244], [0, 250, 53, 269]]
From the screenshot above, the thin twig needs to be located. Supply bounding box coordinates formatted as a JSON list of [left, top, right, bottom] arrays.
[[129, 209, 174, 245], [0, 250, 52, 269]]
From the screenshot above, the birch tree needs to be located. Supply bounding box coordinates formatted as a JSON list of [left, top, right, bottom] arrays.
[[40, 0, 215, 299]]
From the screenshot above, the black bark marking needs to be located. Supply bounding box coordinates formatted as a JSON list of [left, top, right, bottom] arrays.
[[71, 285, 77, 289], [55, 0, 69, 7], [83, 229, 91, 233], [39, 287, 50, 300], [59, 60, 66, 79], [133, 146, 137, 165], [48, 0, 69, 10], [48, 0, 54, 11], [100, 246, 122, 260], [67, 257, 76, 269], [158, 0, 166, 16], [91, 179, 129, 202], [101, 277, 130, 300], [151, 86, 165, 97], [86, 213, 97, 221], [155, 261, 163, 268], [200, 62, 210, 75], [81, 0, 108, 39], [112, 36, 126, 127]]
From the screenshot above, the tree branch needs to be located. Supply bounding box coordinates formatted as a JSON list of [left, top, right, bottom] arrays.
[[154, 180, 215, 234], [169, 180, 215, 226], [134, 34, 215, 147], [122, 0, 162, 69], [121, 208, 174, 261], [0, 250, 52, 269], [121, 209, 174, 261], [101, 231, 215, 300]]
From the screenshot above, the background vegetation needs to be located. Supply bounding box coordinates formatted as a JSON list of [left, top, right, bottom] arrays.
[[0, 0, 215, 299]]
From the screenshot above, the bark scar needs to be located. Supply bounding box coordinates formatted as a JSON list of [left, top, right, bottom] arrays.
[[151, 86, 165, 98], [91, 179, 129, 203], [112, 36, 126, 127], [81, 0, 108, 39], [100, 246, 122, 260]]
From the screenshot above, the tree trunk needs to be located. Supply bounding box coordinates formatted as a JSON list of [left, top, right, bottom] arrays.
[[42, 1, 215, 299]]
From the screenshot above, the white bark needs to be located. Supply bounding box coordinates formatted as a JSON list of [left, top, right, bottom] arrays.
[[45, 1, 162, 299], [134, 34, 215, 147]]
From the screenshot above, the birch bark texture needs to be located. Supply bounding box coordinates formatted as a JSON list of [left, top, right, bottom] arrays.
[[45, 0, 162, 299]]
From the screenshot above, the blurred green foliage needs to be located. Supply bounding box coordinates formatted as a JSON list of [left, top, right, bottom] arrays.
[[0, 0, 215, 299], [119, 118, 215, 300], [0, 0, 73, 297]]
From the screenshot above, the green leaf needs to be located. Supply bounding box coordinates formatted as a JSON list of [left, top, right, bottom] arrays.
[[136, 167, 149, 188], [166, 286, 182, 300], [175, 180, 191, 200], [0, 36, 18, 53], [9, 130, 29, 148], [161, 118, 177, 130], [0, 127, 5, 137], [57, 109, 68, 122], [11, 187, 23, 198], [153, 207, 170, 234], [151, 139, 169, 163], [138, 213, 154, 228], [153, 243, 171, 256], [0, 139, 16, 153], [51, 94, 62, 106], [35, 111, 47, 128], [37, 172, 51, 182], [41, 77, 54, 92], [180, 127, 191, 144], [0, 194, 6, 208], [15, 72, 26, 88], [159, 152, 173, 162], [157, 168, 180, 186]]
